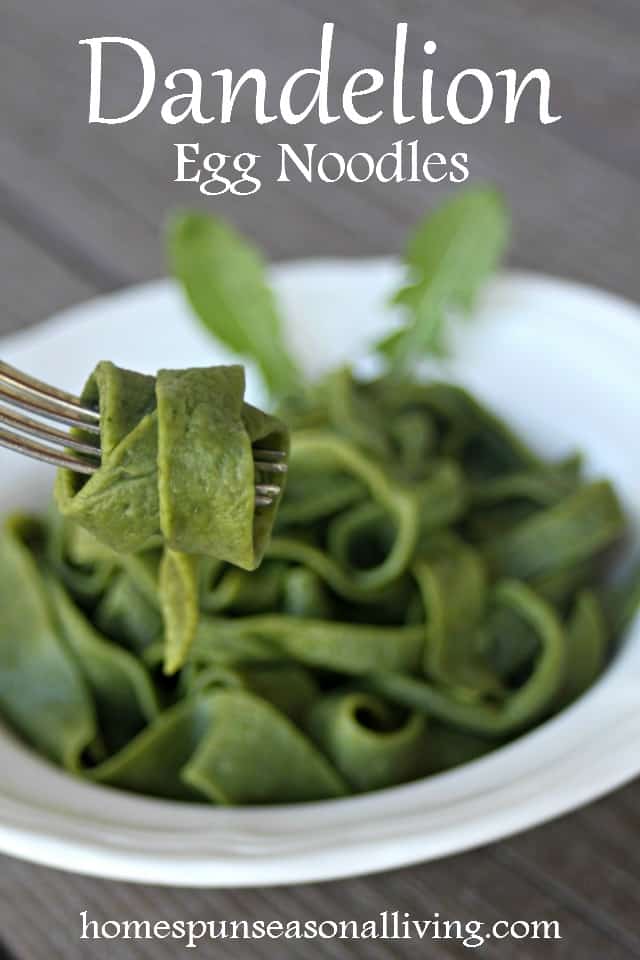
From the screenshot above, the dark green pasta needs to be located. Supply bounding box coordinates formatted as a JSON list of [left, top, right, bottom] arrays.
[[55, 363, 288, 568], [0, 370, 633, 805], [54, 361, 288, 673]]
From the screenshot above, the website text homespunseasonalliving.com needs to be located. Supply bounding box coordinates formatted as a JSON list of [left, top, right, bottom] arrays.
[[80, 910, 561, 950]]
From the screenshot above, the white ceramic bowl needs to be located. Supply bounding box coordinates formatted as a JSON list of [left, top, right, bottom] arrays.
[[1, 260, 639, 887]]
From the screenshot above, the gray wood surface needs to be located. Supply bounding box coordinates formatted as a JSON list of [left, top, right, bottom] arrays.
[[1, 1, 639, 956]]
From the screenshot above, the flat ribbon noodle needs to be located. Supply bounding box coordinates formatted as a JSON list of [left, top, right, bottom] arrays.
[[0, 368, 633, 804], [55, 362, 288, 673]]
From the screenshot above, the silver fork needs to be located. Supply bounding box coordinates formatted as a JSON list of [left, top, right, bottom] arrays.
[[0, 361, 287, 507]]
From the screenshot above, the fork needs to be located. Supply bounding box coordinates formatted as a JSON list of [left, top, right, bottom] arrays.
[[0, 361, 287, 507]]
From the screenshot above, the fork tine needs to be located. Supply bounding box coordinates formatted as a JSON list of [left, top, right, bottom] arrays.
[[253, 447, 286, 506], [254, 448, 286, 461], [254, 460, 288, 474], [0, 403, 101, 457], [0, 361, 100, 431], [0, 381, 101, 434], [255, 483, 281, 498], [0, 427, 98, 474]]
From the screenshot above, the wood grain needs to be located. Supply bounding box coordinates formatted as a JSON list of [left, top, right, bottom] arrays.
[[2, 786, 640, 960], [1, 0, 639, 957], [0, 214, 94, 336]]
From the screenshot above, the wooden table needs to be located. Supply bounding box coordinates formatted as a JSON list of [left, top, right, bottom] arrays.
[[1, 1, 639, 956]]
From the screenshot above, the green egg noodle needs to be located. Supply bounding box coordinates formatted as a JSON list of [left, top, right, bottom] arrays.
[[0, 366, 630, 804], [0, 191, 637, 805]]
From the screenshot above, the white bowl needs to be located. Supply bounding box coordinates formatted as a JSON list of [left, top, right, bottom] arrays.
[[1, 260, 639, 887]]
